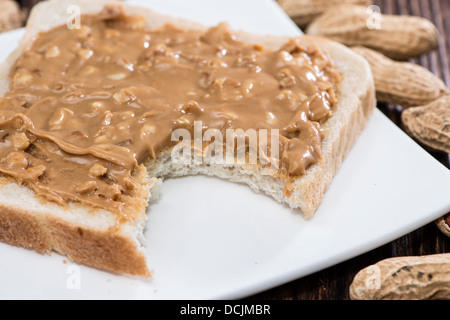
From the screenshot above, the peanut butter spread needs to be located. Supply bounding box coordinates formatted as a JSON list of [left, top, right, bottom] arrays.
[[0, 7, 339, 219]]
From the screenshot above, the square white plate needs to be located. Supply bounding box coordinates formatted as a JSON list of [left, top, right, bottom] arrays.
[[0, 0, 449, 300]]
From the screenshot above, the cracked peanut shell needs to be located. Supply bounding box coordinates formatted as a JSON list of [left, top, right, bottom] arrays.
[[350, 253, 450, 300], [401, 95, 450, 154]]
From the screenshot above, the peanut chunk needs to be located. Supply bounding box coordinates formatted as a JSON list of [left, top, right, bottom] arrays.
[[173, 114, 194, 127], [236, 54, 256, 67], [123, 176, 137, 190], [107, 73, 127, 80], [6, 151, 28, 169], [219, 111, 237, 120], [26, 165, 46, 181], [212, 78, 226, 90], [100, 111, 113, 126], [137, 60, 153, 72], [12, 132, 30, 150], [90, 101, 107, 112], [117, 58, 134, 72], [199, 72, 213, 89], [105, 28, 120, 38], [113, 88, 136, 104], [177, 100, 203, 114], [75, 181, 97, 195], [78, 48, 93, 60], [266, 112, 277, 125], [139, 123, 156, 137], [116, 111, 135, 120], [139, 110, 162, 121], [106, 183, 122, 200], [241, 80, 254, 95], [279, 75, 296, 89], [208, 59, 227, 69], [93, 135, 110, 144], [49, 108, 74, 130], [13, 68, 33, 89], [275, 50, 294, 68], [76, 25, 91, 40], [45, 46, 60, 58], [79, 65, 99, 76], [88, 163, 108, 177]]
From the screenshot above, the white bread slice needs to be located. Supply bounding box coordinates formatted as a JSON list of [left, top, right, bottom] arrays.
[[0, 0, 375, 278]]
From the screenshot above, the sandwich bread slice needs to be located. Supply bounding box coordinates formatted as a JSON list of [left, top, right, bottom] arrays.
[[0, 0, 375, 278]]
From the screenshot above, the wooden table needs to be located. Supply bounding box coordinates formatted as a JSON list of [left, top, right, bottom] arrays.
[[14, 0, 450, 300]]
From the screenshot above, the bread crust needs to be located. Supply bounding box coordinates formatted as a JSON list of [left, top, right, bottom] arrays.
[[0, 201, 151, 277], [288, 36, 376, 217], [0, 0, 375, 277]]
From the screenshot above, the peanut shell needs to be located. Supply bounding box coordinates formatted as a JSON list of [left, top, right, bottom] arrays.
[[350, 253, 450, 300], [277, 0, 371, 28], [307, 4, 439, 60], [352, 46, 449, 107], [401, 95, 450, 154]]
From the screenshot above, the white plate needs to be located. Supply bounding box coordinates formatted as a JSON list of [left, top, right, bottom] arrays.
[[0, 0, 449, 300]]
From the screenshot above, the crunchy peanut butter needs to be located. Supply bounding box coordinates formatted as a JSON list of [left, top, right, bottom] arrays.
[[0, 7, 339, 219]]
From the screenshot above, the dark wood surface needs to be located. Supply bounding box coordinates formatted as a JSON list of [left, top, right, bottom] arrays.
[[12, 0, 450, 300]]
